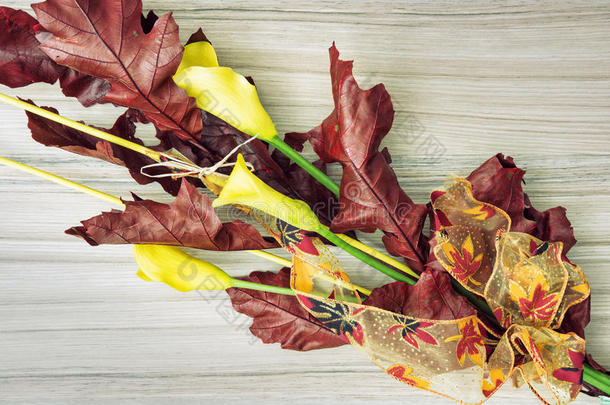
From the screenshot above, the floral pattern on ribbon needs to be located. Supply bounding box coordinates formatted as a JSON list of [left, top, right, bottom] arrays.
[[445, 318, 485, 366], [387, 365, 431, 389], [298, 295, 364, 345], [553, 349, 585, 398], [387, 315, 438, 349], [276, 220, 319, 256], [439, 234, 483, 285]]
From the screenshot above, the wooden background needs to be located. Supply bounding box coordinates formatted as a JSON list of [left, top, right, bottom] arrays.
[[0, 1, 608, 403]]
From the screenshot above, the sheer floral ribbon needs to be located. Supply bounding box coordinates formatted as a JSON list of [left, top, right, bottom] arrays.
[[272, 178, 589, 404]]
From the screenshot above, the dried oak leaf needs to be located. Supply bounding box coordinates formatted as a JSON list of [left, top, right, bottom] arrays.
[[226, 267, 347, 351], [32, 0, 202, 140], [466, 153, 576, 254], [364, 268, 475, 320], [0, 6, 109, 104], [26, 101, 182, 195], [0, 7, 62, 87], [288, 44, 428, 271], [67, 179, 278, 251]]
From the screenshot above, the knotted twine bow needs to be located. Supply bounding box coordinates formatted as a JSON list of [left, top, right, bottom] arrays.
[[262, 178, 589, 405], [139, 134, 258, 181]]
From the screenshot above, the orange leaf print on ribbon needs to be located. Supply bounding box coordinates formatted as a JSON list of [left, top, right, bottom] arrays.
[[440, 234, 483, 285], [445, 318, 484, 366], [482, 368, 505, 397], [510, 274, 559, 325], [462, 204, 497, 221], [386, 365, 431, 389]]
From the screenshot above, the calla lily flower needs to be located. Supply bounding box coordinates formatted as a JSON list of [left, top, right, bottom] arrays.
[[175, 41, 219, 75], [134, 244, 296, 296], [134, 245, 233, 292], [173, 41, 278, 141], [212, 154, 322, 232]]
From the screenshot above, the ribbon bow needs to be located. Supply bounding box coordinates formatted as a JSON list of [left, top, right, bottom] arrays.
[[283, 178, 588, 404], [431, 178, 589, 404]]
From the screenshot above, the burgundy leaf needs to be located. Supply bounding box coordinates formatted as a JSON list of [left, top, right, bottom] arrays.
[[466, 154, 576, 254], [0, 7, 109, 104], [291, 44, 429, 271], [364, 269, 476, 320], [0, 7, 64, 87], [226, 267, 347, 351], [32, 0, 203, 141], [26, 101, 182, 195], [66, 179, 278, 251], [186, 27, 209, 45], [57, 64, 111, 107]]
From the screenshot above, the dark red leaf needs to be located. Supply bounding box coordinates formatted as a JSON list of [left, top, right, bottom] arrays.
[[32, 0, 202, 141], [364, 269, 475, 320], [226, 267, 347, 351], [291, 44, 429, 271], [0, 6, 109, 104], [57, 69, 111, 107], [140, 10, 158, 34], [466, 153, 534, 234], [25, 101, 182, 195], [186, 27, 210, 45], [0, 7, 64, 88], [66, 179, 278, 250], [466, 154, 577, 255]]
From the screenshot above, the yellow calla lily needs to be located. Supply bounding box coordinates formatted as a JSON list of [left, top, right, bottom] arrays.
[[133, 244, 297, 297], [173, 43, 277, 141], [134, 245, 233, 292], [212, 154, 322, 232], [175, 41, 219, 76]]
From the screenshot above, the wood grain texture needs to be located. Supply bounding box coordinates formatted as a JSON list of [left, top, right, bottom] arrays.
[[0, 1, 608, 404]]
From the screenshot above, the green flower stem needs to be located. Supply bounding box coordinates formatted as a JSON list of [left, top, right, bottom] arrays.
[[317, 226, 416, 285], [231, 279, 360, 303], [231, 279, 297, 295], [583, 365, 610, 395], [269, 135, 340, 197]]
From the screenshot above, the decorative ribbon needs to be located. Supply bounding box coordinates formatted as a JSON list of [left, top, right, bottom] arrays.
[[204, 156, 589, 404], [250, 178, 589, 404]]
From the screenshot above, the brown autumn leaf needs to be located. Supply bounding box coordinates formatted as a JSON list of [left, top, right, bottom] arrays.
[[288, 44, 429, 271], [26, 101, 183, 195], [32, 0, 203, 141], [67, 179, 278, 251], [226, 267, 347, 351], [0, 6, 109, 105]]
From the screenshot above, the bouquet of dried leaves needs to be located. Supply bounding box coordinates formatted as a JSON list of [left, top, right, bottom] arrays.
[[1, 1, 609, 403]]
